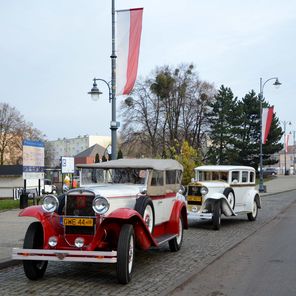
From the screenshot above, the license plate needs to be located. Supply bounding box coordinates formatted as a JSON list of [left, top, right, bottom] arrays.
[[63, 217, 94, 227], [187, 195, 202, 202]]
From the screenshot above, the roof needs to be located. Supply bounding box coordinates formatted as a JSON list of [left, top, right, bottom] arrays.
[[75, 144, 105, 158], [195, 165, 255, 172], [77, 158, 183, 171]]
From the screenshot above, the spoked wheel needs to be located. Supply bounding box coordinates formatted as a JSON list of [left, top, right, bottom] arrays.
[[168, 216, 184, 252], [23, 222, 48, 280], [117, 224, 135, 284], [212, 200, 221, 230], [247, 198, 258, 221], [134, 196, 155, 233]]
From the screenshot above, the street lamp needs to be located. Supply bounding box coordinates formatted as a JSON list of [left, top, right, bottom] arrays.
[[259, 77, 281, 193], [282, 121, 292, 175], [88, 0, 118, 161]]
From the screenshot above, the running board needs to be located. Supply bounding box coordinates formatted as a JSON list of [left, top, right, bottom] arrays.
[[155, 234, 177, 246]]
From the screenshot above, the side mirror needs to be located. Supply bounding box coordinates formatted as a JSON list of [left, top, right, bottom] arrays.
[[232, 179, 238, 184]]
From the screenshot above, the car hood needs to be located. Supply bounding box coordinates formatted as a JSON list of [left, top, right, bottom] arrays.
[[69, 184, 144, 198]]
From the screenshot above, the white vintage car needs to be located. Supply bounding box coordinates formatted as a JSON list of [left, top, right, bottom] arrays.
[[12, 159, 188, 284], [187, 165, 261, 230]]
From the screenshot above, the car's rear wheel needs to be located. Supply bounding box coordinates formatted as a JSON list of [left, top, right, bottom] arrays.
[[223, 188, 235, 210], [23, 222, 48, 280], [212, 200, 221, 230], [168, 216, 184, 252], [134, 196, 154, 233], [247, 198, 258, 221], [117, 224, 135, 284]]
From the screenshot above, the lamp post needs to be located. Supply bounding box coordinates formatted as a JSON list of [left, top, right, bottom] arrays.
[[88, 0, 118, 161], [282, 121, 292, 175], [258, 77, 281, 193]]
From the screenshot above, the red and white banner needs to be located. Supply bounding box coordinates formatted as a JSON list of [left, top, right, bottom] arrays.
[[285, 133, 290, 153], [262, 106, 274, 144], [116, 8, 143, 95]]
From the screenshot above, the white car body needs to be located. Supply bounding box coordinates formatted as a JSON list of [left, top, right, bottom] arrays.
[[187, 165, 261, 229]]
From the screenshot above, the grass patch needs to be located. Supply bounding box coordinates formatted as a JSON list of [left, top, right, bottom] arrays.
[[0, 199, 34, 211]]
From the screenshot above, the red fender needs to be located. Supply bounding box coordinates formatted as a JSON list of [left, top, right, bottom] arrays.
[[169, 200, 188, 234], [101, 208, 157, 250], [19, 205, 62, 248]]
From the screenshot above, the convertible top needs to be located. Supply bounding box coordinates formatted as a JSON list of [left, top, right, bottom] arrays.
[[195, 165, 255, 172], [77, 158, 183, 171]]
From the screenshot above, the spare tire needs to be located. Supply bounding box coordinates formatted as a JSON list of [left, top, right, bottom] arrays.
[[223, 188, 235, 210], [134, 196, 155, 233]]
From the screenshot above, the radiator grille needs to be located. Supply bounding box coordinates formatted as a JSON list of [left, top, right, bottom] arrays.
[[65, 194, 96, 235]]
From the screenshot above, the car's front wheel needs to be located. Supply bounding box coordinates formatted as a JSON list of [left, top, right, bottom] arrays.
[[23, 222, 48, 280], [117, 224, 135, 284], [247, 197, 259, 221], [212, 200, 221, 230], [168, 216, 184, 252]]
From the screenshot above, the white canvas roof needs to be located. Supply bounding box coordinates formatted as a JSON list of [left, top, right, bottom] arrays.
[[195, 165, 255, 172], [77, 158, 183, 171]]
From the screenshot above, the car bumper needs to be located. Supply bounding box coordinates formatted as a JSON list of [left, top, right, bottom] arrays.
[[12, 248, 117, 263], [187, 212, 213, 220]]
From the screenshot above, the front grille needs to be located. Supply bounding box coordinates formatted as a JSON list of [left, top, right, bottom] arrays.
[[66, 194, 95, 216], [188, 186, 202, 196], [65, 194, 96, 235]]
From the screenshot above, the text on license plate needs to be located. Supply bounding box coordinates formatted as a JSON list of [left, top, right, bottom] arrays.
[[63, 217, 94, 227], [187, 195, 202, 202]]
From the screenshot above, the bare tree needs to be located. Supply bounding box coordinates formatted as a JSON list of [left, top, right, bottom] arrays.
[[119, 64, 215, 158], [0, 103, 44, 165]]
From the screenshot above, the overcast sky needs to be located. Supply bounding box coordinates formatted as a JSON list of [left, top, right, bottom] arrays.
[[1, 0, 295, 143]]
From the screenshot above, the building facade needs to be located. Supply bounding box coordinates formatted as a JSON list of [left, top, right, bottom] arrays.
[[45, 135, 111, 168]]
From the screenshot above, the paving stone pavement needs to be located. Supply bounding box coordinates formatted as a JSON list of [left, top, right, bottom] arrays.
[[0, 175, 295, 296]]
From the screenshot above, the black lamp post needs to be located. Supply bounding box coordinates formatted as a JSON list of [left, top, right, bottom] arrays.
[[259, 77, 281, 193], [88, 0, 118, 161]]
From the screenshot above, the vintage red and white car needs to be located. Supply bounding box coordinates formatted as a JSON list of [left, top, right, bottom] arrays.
[[187, 165, 261, 230], [12, 159, 188, 284]]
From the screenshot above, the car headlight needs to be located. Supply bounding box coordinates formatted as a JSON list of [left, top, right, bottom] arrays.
[[92, 196, 110, 215], [42, 195, 59, 213], [200, 186, 208, 195]]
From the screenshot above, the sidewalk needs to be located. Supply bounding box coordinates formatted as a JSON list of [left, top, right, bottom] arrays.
[[0, 175, 296, 269]]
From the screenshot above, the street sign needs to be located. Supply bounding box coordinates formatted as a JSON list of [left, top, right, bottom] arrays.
[[23, 140, 44, 179], [61, 156, 75, 174]]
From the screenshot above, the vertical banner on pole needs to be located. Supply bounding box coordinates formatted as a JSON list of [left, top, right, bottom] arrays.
[[261, 106, 274, 144], [116, 8, 143, 95]]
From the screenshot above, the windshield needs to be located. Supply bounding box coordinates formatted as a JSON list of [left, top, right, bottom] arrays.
[[81, 168, 147, 185]]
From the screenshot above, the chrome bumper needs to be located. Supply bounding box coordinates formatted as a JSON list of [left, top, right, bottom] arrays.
[[12, 248, 117, 263], [187, 212, 213, 220]]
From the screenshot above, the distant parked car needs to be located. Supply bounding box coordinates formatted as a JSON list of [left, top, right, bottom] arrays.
[[42, 179, 57, 194], [262, 167, 277, 177]]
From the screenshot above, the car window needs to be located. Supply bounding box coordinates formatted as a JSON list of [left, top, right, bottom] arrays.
[[250, 172, 255, 183], [166, 170, 176, 184], [151, 170, 164, 186], [231, 171, 240, 183], [242, 171, 248, 183]]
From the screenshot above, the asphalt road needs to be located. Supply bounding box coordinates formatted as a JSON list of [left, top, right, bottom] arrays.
[[1, 190, 296, 296], [171, 196, 296, 296]]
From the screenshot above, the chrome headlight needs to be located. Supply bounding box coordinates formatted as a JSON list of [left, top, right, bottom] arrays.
[[92, 196, 110, 215], [42, 195, 59, 213], [200, 186, 208, 195]]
